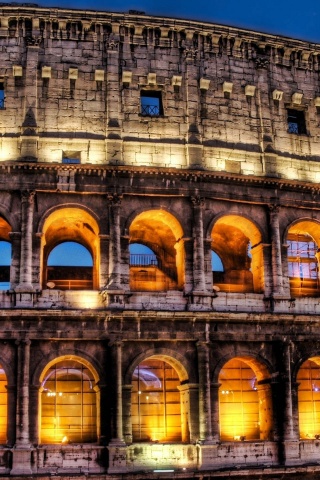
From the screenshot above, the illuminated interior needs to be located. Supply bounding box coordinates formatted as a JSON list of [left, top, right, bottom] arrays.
[[40, 208, 100, 290], [40, 359, 98, 444], [0, 365, 7, 443], [287, 221, 320, 297], [0, 216, 11, 290], [219, 358, 273, 441], [131, 357, 183, 442], [298, 357, 320, 439], [129, 210, 184, 291], [211, 215, 264, 293]]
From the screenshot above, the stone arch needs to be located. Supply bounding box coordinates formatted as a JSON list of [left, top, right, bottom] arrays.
[[128, 209, 185, 291], [217, 355, 273, 442], [210, 214, 264, 293], [38, 354, 100, 444], [126, 350, 191, 443], [39, 206, 100, 290], [285, 218, 320, 297]]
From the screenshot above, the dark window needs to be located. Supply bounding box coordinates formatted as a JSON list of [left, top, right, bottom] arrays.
[[287, 109, 306, 134], [140, 90, 163, 116], [0, 84, 5, 110]]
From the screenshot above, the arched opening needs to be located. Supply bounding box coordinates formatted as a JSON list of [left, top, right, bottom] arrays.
[[129, 210, 184, 292], [41, 208, 100, 290], [0, 216, 12, 290], [287, 221, 320, 297], [211, 215, 263, 293], [46, 241, 93, 290], [297, 357, 320, 439], [131, 356, 187, 442], [218, 357, 273, 441], [40, 358, 99, 444], [0, 364, 7, 443]]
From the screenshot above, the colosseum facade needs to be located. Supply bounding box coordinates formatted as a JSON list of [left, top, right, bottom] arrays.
[[0, 3, 320, 478]]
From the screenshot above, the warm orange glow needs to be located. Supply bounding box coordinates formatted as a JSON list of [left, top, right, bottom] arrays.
[[40, 208, 100, 290], [0, 216, 11, 241], [298, 357, 320, 439], [211, 215, 264, 294], [129, 210, 184, 291], [132, 358, 182, 442], [219, 358, 272, 441], [40, 359, 98, 444]]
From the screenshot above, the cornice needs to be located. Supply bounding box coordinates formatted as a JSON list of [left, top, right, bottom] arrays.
[[1, 161, 320, 197], [0, 4, 318, 51]]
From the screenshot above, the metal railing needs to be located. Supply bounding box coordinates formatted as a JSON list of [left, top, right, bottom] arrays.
[[130, 254, 158, 266], [141, 104, 160, 116]]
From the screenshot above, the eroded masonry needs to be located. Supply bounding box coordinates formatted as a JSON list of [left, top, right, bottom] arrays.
[[1, 3, 320, 477]]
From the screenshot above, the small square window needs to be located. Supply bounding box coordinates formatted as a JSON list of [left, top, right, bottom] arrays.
[[0, 83, 5, 109], [287, 109, 306, 134], [62, 151, 81, 164], [140, 90, 163, 116]]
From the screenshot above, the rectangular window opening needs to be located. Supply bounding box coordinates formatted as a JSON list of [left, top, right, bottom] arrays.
[[62, 151, 81, 164], [140, 90, 163, 117], [287, 109, 306, 135]]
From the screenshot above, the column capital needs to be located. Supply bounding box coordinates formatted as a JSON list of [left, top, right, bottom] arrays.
[[191, 195, 205, 207], [20, 190, 36, 204], [107, 193, 123, 207]]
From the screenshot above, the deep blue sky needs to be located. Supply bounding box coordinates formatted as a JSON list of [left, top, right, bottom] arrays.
[[16, 0, 320, 43]]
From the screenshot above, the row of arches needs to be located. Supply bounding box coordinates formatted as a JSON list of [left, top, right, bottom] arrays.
[[0, 353, 319, 445], [0, 207, 320, 297]]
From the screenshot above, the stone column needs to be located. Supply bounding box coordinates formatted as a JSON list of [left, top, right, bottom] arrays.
[[191, 196, 206, 292], [110, 341, 125, 444], [107, 194, 122, 291], [281, 341, 300, 465], [182, 237, 193, 294], [187, 384, 200, 442], [268, 205, 285, 297], [11, 340, 32, 475], [16, 191, 35, 292], [99, 234, 110, 288], [108, 341, 127, 474], [20, 42, 39, 160], [197, 341, 213, 443], [210, 382, 221, 442], [29, 384, 39, 445], [122, 384, 133, 444]]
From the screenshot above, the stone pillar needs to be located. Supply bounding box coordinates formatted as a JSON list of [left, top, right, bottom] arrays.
[[108, 341, 127, 474], [197, 341, 213, 443], [188, 384, 200, 443], [107, 194, 122, 290], [122, 384, 132, 444], [11, 340, 32, 475], [106, 24, 123, 163], [210, 382, 221, 442], [99, 234, 110, 288], [268, 205, 285, 297], [281, 341, 300, 465], [20, 42, 39, 160], [29, 384, 39, 445], [182, 237, 193, 294], [15, 191, 35, 298], [110, 341, 125, 444], [191, 196, 206, 292]]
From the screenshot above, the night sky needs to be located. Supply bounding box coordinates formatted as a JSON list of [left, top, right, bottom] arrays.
[[13, 0, 320, 43]]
